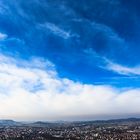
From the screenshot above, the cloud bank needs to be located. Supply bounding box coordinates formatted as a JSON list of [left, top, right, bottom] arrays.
[[0, 54, 139, 121]]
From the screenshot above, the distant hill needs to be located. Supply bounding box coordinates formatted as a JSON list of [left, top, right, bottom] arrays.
[[0, 120, 20, 126], [0, 118, 140, 126], [72, 118, 140, 125]]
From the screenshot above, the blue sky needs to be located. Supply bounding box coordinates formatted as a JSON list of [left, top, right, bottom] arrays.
[[0, 0, 140, 121]]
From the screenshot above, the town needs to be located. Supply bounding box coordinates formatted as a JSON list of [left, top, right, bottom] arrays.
[[0, 119, 140, 139]]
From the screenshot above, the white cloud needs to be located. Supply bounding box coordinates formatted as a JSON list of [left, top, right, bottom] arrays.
[[39, 22, 76, 39], [0, 1, 9, 15], [105, 60, 140, 76], [91, 22, 125, 44], [0, 33, 7, 41], [0, 54, 140, 121]]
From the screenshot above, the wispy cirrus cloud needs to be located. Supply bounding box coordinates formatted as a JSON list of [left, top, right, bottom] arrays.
[[0, 32, 7, 41], [104, 59, 140, 76], [39, 22, 76, 39], [0, 54, 140, 121]]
